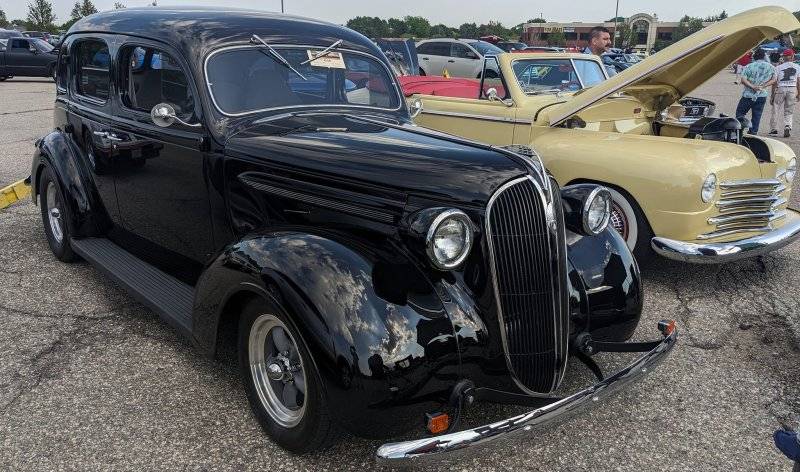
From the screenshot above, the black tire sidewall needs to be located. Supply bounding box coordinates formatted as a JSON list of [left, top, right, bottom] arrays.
[[39, 166, 77, 262], [612, 187, 655, 263], [237, 297, 332, 453]]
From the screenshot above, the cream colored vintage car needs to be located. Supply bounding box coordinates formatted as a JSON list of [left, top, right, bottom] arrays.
[[405, 6, 800, 263]]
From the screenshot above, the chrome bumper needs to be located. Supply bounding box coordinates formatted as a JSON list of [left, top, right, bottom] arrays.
[[375, 327, 678, 465], [651, 209, 800, 263]]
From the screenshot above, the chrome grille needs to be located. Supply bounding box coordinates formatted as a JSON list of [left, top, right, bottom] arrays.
[[486, 176, 569, 394], [701, 179, 789, 239]]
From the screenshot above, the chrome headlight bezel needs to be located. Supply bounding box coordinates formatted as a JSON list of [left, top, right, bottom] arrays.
[[787, 157, 797, 183], [701, 173, 717, 203], [425, 209, 474, 270], [582, 187, 612, 235]]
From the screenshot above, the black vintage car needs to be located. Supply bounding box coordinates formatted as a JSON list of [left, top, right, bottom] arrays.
[[31, 7, 677, 464]]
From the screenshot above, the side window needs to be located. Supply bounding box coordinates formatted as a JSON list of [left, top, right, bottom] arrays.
[[10, 38, 30, 50], [120, 45, 194, 119], [451, 43, 472, 59], [481, 57, 509, 100], [419, 42, 449, 57], [75, 40, 110, 102], [416, 42, 434, 55], [56, 44, 68, 91], [574, 60, 606, 87]]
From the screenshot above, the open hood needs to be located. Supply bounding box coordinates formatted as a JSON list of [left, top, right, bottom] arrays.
[[548, 6, 800, 126]]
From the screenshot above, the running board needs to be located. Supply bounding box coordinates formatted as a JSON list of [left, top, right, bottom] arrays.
[[70, 237, 194, 337]]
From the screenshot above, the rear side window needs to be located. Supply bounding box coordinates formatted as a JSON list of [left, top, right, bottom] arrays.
[[56, 44, 68, 91], [417, 42, 449, 56], [120, 45, 195, 119], [75, 40, 110, 102], [451, 43, 474, 59], [9, 38, 30, 50]]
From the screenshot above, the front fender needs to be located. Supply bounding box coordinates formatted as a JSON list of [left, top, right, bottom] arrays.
[[32, 130, 104, 237], [565, 225, 642, 342], [193, 230, 460, 438]]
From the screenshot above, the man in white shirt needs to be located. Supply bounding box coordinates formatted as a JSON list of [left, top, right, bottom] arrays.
[[769, 48, 800, 138]]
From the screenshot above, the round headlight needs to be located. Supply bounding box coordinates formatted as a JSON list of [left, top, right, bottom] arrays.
[[701, 173, 717, 203], [787, 158, 797, 183], [426, 210, 474, 270], [583, 188, 611, 235]]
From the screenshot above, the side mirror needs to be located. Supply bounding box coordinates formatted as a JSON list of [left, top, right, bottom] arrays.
[[486, 87, 514, 107], [409, 98, 423, 118], [151, 103, 201, 128], [29, 47, 38, 54]]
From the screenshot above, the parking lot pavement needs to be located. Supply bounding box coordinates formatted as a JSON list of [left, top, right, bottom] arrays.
[[1, 72, 799, 471]]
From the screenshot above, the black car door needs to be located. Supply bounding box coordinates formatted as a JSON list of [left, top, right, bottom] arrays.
[[66, 37, 122, 225], [109, 39, 214, 274], [5, 38, 44, 76]]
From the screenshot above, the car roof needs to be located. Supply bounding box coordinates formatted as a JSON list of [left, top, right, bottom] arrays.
[[67, 7, 384, 61]]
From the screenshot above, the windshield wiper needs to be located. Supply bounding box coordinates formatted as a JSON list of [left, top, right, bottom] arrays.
[[250, 34, 307, 81], [300, 39, 343, 65]]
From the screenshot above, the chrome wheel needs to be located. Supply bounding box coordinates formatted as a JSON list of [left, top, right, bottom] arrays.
[[46, 182, 64, 243], [248, 314, 306, 428]]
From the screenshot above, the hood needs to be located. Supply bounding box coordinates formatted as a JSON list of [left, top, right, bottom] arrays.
[[548, 6, 800, 126], [226, 113, 526, 205]]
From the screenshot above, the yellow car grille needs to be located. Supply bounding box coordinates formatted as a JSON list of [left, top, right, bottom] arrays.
[[700, 179, 789, 240]]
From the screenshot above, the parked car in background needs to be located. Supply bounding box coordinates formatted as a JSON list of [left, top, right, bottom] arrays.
[[0, 36, 58, 80], [496, 41, 528, 52], [31, 6, 678, 464], [525, 46, 565, 53], [416, 38, 503, 77], [23, 31, 51, 42], [405, 7, 800, 263], [0, 29, 24, 40]]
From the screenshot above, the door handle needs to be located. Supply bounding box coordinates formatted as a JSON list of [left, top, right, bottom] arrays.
[[422, 57, 429, 60], [93, 130, 122, 142], [447, 60, 455, 63]]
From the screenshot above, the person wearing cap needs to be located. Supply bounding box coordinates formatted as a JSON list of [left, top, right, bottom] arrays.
[[735, 48, 776, 135], [769, 48, 800, 137]]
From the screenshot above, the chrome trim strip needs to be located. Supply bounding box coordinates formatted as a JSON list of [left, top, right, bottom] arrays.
[[548, 35, 725, 126], [697, 227, 773, 240], [708, 211, 778, 224], [420, 108, 532, 124], [376, 327, 678, 464], [717, 196, 779, 208], [484, 176, 567, 396], [652, 209, 800, 263], [203, 43, 404, 118], [719, 178, 781, 188]]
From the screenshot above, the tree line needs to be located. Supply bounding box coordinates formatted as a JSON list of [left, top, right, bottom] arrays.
[[0, 0, 126, 33], [345, 15, 546, 41]]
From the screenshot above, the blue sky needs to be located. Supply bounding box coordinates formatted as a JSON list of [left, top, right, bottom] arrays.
[[3, 0, 798, 26]]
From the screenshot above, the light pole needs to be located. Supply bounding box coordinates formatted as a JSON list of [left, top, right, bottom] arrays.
[[281, 0, 284, 13], [613, 0, 620, 48]]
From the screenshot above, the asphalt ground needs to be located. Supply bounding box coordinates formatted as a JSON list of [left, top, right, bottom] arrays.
[[1, 72, 799, 471]]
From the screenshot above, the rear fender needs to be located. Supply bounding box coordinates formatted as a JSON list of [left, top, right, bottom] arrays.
[[193, 230, 460, 438], [32, 130, 105, 237]]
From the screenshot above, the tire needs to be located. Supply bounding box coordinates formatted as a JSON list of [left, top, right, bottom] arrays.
[[39, 166, 78, 262], [484, 69, 498, 79], [0, 76, 7, 82], [418, 67, 426, 76], [605, 186, 655, 264], [238, 298, 338, 453]]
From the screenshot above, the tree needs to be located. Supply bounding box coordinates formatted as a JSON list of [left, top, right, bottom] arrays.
[[27, 0, 57, 31], [113, 2, 126, 8], [404, 16, 430, 38], [478, 21, 511, 39], [607, 16, 625, 22], [547, 30, 566, 46], [614, 22, 634, 48], [0, 8, 8, 28], [70, 0, 97, 20], [345, 16, 389, 38], [528, 18, 546, 23], [458, 22, 479, 39], [673, 15, 704, 42], [387, 17, 406, 36], [429, 24, 453, 38]]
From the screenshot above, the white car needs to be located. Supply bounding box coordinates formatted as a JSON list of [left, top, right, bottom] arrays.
[[415, 38, 502, 78]]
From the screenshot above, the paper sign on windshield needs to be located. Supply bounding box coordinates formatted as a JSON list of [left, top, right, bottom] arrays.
[[307, 50, 346, 68]]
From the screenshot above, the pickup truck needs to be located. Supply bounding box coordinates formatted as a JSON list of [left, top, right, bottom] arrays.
[[0, 37, 58, 81]]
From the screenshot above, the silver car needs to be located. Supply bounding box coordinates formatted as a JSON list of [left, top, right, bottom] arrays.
[[416, 38, 502, 78]]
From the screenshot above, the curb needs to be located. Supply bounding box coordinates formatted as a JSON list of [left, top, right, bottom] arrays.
[[0, 178, 31, 210]]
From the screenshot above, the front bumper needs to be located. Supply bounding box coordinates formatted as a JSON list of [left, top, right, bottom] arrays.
[[375, 325, 678, 465], [651, 208, 800, 263]]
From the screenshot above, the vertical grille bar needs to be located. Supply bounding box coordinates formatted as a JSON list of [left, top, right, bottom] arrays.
[[486, 176, 569, 394]]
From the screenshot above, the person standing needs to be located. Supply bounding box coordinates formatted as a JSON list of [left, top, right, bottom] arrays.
[[769, 48, 800, 137], [582, 26, 615, 77], [735, 48, 776, 135], [735, 51, 752, 84]]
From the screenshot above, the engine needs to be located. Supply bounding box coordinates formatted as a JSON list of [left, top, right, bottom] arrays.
[[686, 117, 747, 145]]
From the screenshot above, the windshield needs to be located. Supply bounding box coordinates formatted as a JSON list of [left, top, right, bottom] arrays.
[[30, 38, 54, 52], [206, 46, 401, 116], [511, 58, 606, 94], [467, 41, 504, 56]]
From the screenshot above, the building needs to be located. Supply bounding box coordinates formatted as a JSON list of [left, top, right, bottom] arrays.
[[522, 13, 711, 51]]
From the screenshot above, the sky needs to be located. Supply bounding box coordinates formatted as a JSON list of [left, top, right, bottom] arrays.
[[3, 0, 799, 26]]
